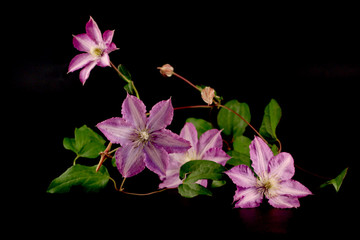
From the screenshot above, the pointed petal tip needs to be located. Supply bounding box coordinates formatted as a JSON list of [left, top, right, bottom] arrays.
[[147, 98, 174, 131]]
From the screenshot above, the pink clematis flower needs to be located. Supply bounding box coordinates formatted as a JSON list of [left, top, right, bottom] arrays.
[[68, 17, 118, 85], [159, 122, 231, 189], [96, 94, 191, 178], [225, 136, 312, 208]]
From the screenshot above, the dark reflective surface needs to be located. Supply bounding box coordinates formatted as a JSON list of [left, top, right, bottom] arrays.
[[238, 207, 294, 234]]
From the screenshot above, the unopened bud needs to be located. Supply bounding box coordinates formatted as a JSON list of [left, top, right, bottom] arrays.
[[157, 64, 174, 77], [201, 87, 215, 105]]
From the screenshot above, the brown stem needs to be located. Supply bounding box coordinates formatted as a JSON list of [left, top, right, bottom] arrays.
[[96, 142, 112, 172], [118, 177, 167, 195], [174, 105, 213, 111], [172, 72, 200, 91], [120, 188, 167, 196], [110, 61, 128, 81], [294, 164, 331, 180]]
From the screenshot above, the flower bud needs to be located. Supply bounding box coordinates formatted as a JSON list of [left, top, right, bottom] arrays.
[[201, 87, 215, 105], [157, 64, 174, 77]]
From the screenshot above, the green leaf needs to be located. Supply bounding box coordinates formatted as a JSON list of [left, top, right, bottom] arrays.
[[211, 180, 227, 188], [47, 165, 110, 193], [226, 150, 251, 167], [186, 118, 213, 137], [320, 167, 348, 192], [270, 144, 279, 156], [259, 99, 282, 143], [63, 137, 76, 153], [111, 157, 117, 167], [178, 183, 212, 198], [217, 100, 251, 137], [233, 135, 251, 156], [117, 64, 132, 82], [63, 125, 106, 159], [179, 160, 226, 183], [178, 160, 226, 198], [124, 82, 134, 95]]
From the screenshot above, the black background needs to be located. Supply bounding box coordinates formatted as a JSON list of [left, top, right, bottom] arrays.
[[9, 1, 357, 237]]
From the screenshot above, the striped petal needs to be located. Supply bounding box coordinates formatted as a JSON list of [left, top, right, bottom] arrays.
[[268, 152, 295, 180], [86, 17, 103, 44], [121, 94, 147, 130], [225, 165, 257, 188], [277, 180, 312, 198], [179, 123, 199, 152], [115, 143, 146, 178], [146, 98, 173, 131], [233, 187, 263, 208], [96, 117, 136, 145], [144, 143, 169, 178], [72, 33, 96, 52], [197, 129, 223, 158], [97, 52, 110, 67], [79, 60, 98, 85], [250, 136, 274, 177], [268, 195, 300, 209], [201, 148, 230, 166], [103, 30, 115, 45], [68, 53, 94, 73], [151, 129, 190, 153]]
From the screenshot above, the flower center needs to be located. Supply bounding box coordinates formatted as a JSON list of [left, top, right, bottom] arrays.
[[90, 47, 103, 57], [137, 130, 150, 144], [184, 150, 198, 163], [256, 176, 279, 198]]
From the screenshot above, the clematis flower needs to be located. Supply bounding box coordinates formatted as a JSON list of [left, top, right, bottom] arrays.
[[159, 122, 231, 189], [225, 136, 312, 208], [96, 94, 191, 178], [68, 17, 118, 85]]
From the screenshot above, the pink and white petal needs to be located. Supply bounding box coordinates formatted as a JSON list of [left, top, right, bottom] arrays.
[[250, 136, 274, 177], [180, 123, 199, 152], [121, 94, 147, 130], [197, 129, 223, 157], [147, 98, 174, 132], [103, 30, 114, 45], [79, 60, 98, 85], [72, 33, 96, 52], [97, 52, 110, 67], [225, 165, 257, 188], [151, 129, 191, 153], [96, 117, 136, 145], [277, 180, 312, 198], [159, 173, 183, 189], [202, 148, 231, 166], [268, 195, 300, 209], [86, 17, 103, 44], [158, 156, 183, 188], [144, 143, 169, 178], [68, 53, 94, 73], [234, 187, 263, 208], [268, 152, 295, 181], [106, 42, 119, 53], [197, 179, 208, 188], [116, 144, 146, 178]]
